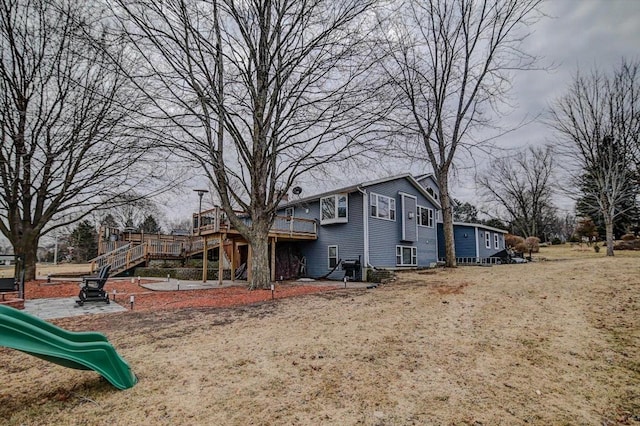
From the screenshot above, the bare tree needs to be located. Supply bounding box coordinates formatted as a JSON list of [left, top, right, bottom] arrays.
[[102, 193, 160, 230], [549, 60, 640, 256], [477, 146, 556, 238], [113, 0, 388, 289], [0, 0, 172, 279], [381, 0, 543, 266]]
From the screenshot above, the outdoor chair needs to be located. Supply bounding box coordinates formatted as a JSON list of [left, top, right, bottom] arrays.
[[0, 277, 18, 301], [76, 265, 111, 306]]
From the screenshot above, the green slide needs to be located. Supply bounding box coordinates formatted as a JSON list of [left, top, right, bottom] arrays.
[[0, 305, 137, 390]]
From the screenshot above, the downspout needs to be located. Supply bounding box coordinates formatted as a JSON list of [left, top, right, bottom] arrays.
[[434, 221, 439, 263], [474, 226, 479, 263], [357, 187, 370, 277]]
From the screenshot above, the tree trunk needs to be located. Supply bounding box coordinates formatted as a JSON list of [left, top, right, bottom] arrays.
[[437, 174, 457, 268], [247, 219, 272, 290], [604, 215, 615, 257], [13, 235, 38, 281]]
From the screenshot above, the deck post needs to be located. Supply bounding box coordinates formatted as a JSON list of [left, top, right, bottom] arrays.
[[202, 235, 208, 283], [247, 244, 253, 283], [231, 240, 235, 282], [218, 235, 225, 286], [270, 237, 276, 282]]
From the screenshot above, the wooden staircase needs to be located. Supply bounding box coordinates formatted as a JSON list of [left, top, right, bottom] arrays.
[[90, 237, 218, 276]]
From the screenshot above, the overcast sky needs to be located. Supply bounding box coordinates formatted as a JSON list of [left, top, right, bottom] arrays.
[[451, 0, 640, 212], [162, 0, 640, 224]]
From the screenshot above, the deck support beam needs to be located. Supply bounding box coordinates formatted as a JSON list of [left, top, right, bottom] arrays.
[[270, 237, 276, 282], [202, 235, 208, 283], [218, 234, 225, 286], [231, 240, 235, 282], [247, 244, 253, 283]]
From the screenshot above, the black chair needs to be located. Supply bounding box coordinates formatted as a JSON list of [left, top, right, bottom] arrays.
[[76, 265, 111, 306]]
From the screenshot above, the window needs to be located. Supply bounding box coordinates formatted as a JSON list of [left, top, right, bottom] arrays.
[[320, 194, 348, 224], [285, 207, 294, 221], [485, 232, 491, 249], [396, 246, 417, 266], [426, 187, 438, 200], [328, 245, 338, 269], [494, 234, 499, 249], [417, 206, 434, 227], [370, 193, 396, 220]]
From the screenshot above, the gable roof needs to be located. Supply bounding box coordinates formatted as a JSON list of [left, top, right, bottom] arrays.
[[282, 174, 442, 209]]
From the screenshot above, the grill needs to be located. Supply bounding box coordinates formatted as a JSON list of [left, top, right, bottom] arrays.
[[341, 257, 361, 281]]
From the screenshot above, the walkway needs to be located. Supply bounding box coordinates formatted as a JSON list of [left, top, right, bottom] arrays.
[[23, 298, 127, 320]]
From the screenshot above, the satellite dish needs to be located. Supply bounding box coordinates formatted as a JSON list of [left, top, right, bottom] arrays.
[[292, 186, 303, 195]]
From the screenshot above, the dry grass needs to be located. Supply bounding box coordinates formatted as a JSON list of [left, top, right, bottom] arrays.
[[535, 242, 639, 260], [1, 252, 639, 425], [0, 263, 92, 279]]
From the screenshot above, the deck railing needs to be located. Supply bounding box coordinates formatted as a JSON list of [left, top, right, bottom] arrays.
[[91, 236, 210, 273], [193, 207, 317, 237]]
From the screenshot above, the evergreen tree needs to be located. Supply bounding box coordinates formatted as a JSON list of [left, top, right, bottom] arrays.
[[453, 200, 479, 223], [68, 221, 98, 262], [101, 214, 119, 229], [483, 218, 507, 230], [138, 215, 162, 234]]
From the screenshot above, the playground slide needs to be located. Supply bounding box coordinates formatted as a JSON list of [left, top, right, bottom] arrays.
[[0, 305, 137, 390]]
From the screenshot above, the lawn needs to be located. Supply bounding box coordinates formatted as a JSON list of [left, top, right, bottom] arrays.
[[1, 248, 639, 425]]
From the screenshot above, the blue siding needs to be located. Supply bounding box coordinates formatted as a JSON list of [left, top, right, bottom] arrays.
[[366, 178, 438, 268], [401, 194, 417, 242], [416, 175, 441, 203], [437, 223, 506, 260], [294, 192, 364, 280], [453, 225, 478, 258], [477, 228, 506, 258]]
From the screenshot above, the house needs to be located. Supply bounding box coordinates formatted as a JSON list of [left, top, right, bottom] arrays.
[[437, 222, 507, 264], [275, 173, 511, 280], [96, 173, 508, 282], [279, 174, 442, 280]]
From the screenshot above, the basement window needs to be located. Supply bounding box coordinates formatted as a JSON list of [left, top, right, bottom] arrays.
[[396, 245, 417, 266]]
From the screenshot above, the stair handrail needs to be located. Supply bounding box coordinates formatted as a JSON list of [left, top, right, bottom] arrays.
[[90, 244, 132, 272]]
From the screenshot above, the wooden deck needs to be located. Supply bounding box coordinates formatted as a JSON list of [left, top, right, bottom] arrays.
[[92, 210, 316, 280], [193, 207, 317, 241]]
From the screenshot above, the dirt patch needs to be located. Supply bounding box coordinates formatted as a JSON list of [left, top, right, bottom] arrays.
[[1, 256, 639, 425]]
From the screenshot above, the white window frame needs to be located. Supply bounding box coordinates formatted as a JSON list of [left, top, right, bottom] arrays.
[[417, 206, 434, 227], [320, 194, 348, 225], [284, 207, 294, 221], [396, 245, 417, 266], [494, 234, 500, 249], [485, 232, 491, 249], [328, 245, 339, 270], [370, 193, 396, 221]]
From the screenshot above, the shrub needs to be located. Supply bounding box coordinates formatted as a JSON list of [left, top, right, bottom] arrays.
[[621, 233, 636, 241], [551, 237, 562, 245], [614, 239, 640, 250], [524, 236, 540, 253], [514, 242, 527, 254], [505, 234, 525, 249]]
